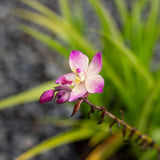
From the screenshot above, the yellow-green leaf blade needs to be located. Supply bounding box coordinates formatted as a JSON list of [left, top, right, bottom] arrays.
[[15, 127, 95, 160], [0, 80, 56, 109]]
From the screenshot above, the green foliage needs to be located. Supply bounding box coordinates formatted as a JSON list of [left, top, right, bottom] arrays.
[[0, 0, 160, 159], [15, 121, 96, 160], [0, 80, 57, 110]]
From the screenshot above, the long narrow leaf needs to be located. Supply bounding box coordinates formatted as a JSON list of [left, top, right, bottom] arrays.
[[59, 0, 72, 23], [129, 0, 148, 55], [86, 132, 123, 160], [102, 32, 154, 87], [14, 9, 96, 55], [142, 0, 160, 65], [15, 127, 95, 160], [20, 0, 63, 22], [88, 0, 123, 42], [114, 0, 129, 25], [19, 24, 69, 56], [137, 78, 160, 132], [0, 80, 56, 109]]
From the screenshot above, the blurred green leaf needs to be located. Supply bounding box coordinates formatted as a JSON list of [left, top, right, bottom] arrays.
[[142, 0, 160, 65], [15, 127, 96, 160], [20, 24, 69, 56], [0, 80, 57, 109], [16, 0, 96, 55], [59, 0, 72, 23], [86, 132, 123, 160], [137, 78, 160, 132], [101, 32, 154, 87], [88, 0, 123, 42], [139, 150, 157, 160], [114, 0, 129, 25]]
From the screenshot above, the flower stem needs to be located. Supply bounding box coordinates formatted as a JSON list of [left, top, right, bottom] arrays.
[[80, 98, 160, 154]]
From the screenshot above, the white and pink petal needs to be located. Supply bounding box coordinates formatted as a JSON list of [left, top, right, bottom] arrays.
[[85, 75, 104, 93], [69, 50, 89, 72], [69, 82, 87, 102], [87, 52, 102, 75]]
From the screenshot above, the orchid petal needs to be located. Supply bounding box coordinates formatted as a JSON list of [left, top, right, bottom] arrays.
[[87, 52, 102, 75], [69, 82, 87, 102], [85, 75, 104, 93], [69, 50, 89, 72], [55, 73, 76, 85]]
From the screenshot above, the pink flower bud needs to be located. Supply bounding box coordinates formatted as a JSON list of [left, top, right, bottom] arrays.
[[55, 85, 71, 104], [39, 90, 54, 103]]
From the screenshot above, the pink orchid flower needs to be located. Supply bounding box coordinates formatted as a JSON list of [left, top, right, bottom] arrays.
[[55, 50, 104, 102]]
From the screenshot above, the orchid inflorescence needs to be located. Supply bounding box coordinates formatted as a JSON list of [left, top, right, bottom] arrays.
[[39, 50, 160, 155], [39, 50, 104, 105]]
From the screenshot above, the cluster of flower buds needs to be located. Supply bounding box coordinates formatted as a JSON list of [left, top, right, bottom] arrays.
[[39, 50, 104, 104], [39, 85, 72, 104]]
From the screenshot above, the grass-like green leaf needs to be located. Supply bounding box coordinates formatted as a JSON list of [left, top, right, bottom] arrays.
[[113, 0, 129, 25], [16, 0, 96, 55], [137, 78, 160, 132], [19, 24, 69, 57], [102, 32, 154, 87], [86, 132, 123, 160], [142, 0, 160, 65], [59, 0, 72, 23], [0, 80, 57, 110], [15, 127, 96, 160], [88, 0, 123, 42]]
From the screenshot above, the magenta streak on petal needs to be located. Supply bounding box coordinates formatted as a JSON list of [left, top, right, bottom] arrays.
[[61, 76, 72, 85], [55, 76, 72, 85], [39, 90, 54, 103]]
